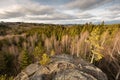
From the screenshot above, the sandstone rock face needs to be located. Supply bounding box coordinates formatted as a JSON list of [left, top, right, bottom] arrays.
[[14, 54, 108, 80]]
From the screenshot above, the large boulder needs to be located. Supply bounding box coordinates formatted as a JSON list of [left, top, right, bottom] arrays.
[[14, 54, 108, 80]]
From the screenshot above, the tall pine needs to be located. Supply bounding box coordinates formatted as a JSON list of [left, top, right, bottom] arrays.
[[20, 49, 32, 69]]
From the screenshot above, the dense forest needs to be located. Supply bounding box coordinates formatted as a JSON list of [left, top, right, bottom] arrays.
[[0, 22, 120, 80]]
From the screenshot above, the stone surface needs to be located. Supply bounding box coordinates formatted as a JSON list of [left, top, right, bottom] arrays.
[[14, 54, 108, 80], [54, 69, 97, 80]]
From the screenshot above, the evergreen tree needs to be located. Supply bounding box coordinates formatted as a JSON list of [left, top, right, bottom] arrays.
[[20, 49, 32, 69], [86, 27, 103, 63]]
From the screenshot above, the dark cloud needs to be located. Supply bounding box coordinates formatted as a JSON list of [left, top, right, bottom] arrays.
[[0, 11, 24, 19], [108, 4, 120, 11], [23, 6, 54, 15], [64, 0, 113, 10]]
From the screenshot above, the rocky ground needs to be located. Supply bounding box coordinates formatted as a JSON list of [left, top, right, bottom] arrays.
[[14, 54, 108, 80]]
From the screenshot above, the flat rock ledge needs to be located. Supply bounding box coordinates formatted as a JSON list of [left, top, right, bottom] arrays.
[[14, 54, 108, 80]]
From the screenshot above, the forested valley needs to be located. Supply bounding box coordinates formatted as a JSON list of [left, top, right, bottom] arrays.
[[0, 22, 120, 80]]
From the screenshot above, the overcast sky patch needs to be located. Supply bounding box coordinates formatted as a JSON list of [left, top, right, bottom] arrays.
[[0, 0, 119, 24]]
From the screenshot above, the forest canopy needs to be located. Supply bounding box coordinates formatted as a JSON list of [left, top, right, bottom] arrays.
[[0, 22, 120, 80]]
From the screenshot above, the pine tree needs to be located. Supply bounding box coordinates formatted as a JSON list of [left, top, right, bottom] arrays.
[[86, 27, 103, 63], [20, 49, 31, 69]]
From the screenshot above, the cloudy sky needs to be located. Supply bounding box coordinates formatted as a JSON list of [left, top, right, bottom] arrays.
[[0, 0, 120, 24]]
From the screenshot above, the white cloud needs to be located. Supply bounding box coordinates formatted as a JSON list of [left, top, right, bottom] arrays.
[[0, 0, 119, 24], [24, 12, 77, 20], [0, 1, 55, 19], [0, 0, 76, 20]]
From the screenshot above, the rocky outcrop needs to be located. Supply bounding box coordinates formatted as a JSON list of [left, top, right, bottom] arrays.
[[14, 54, 108, 80]]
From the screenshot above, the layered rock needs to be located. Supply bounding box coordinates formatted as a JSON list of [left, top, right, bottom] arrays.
[[14, 54, 108, 80]]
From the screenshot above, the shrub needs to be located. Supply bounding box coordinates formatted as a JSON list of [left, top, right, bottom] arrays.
[[40, 53, 50, 65]]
